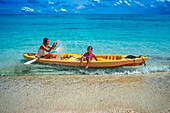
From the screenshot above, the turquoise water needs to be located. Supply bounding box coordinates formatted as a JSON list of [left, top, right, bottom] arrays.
[[0, 14, 170, 75]]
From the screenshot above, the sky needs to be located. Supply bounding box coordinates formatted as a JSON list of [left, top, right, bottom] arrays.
[[0, 0, 170, 14]]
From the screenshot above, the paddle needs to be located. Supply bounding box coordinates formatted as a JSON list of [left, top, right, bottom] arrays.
[[24, 47, 61, 65], [51, 47, 61, 53]]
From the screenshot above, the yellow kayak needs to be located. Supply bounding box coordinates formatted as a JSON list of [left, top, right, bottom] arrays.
[[23, 53, 147, 67]]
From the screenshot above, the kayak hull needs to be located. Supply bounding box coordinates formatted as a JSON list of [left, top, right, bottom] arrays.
[[23, 53, 147, 67]]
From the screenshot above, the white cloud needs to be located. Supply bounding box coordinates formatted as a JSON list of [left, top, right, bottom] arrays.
[[48, 0, 54, 5], [139, 3, 144, 7], [55, 9, 58, 12], [76, 5, 85, 9], [150, 5, 155, 7], [37, 10, 42, 13], [124, 0, 131, 6], [60, 8, 66, 12], [134, 1, 140, 4], [115, 0, 123, 5], [116, 2, 120, 5], [21, 7, 34, 12], [74, 11, 80, 14], [94, 0, 100, 3], [134, 1, 145, 7]]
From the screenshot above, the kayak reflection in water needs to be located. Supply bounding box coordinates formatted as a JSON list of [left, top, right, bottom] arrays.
[[80, 46, 98, 68]]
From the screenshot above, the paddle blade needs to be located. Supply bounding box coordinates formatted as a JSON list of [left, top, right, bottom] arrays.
[[55, 47, 61, 52], [24, 58, 38, 65]]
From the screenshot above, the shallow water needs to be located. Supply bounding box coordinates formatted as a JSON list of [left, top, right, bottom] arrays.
[[0, 14, 170, 75]]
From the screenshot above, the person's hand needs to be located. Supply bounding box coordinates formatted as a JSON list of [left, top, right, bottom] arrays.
[[52, 40, 57, 49], [55, 40, 58, 45], [52, 42, 56, 49]]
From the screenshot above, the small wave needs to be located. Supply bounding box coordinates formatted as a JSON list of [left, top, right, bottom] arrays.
[[140, 66, 170, 73], [147, 55, 170, 61], [0, 62, 169, 76]]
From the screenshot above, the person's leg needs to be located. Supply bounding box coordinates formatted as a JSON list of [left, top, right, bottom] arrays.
[[85, 57, 91, 68], [49, 53, 56, 59], [80, 56, 86, 65], [43, 53, 54, 59]]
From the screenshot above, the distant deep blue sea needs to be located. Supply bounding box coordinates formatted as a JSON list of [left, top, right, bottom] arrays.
[[0, 14, 170, 75]]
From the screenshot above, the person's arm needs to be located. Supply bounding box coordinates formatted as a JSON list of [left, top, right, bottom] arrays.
[[41, 45, 53, 52], [47, 42, 56, 49], [47, 45, 51, 48], [94, 55, 98, 61]]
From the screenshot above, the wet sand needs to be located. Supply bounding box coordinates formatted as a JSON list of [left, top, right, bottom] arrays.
[[0, 72, 169, 113]]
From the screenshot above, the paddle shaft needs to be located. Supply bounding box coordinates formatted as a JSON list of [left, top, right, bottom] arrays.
[[24, 47, 61, 65]]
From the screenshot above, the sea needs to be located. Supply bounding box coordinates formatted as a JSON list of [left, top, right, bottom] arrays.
[[0, 14, 170, 112], [0, 14, 169, 75]]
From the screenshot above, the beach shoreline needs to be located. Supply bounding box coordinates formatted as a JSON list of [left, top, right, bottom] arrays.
[[0, 72, 169, 112]]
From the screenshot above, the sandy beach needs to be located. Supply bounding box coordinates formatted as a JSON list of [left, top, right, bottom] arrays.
[[0, 72, 169, 113]]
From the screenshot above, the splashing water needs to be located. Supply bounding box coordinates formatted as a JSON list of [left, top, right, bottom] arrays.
[[54, 40, 67, 59]]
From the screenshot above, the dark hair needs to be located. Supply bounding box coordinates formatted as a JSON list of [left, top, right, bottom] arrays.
[[43, 38, 49, 45], [87, 46, 93, 50]]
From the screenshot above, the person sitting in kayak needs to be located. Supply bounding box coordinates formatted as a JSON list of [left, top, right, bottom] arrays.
[[38, 38, 57, 59], [80, 46, 98, 68]]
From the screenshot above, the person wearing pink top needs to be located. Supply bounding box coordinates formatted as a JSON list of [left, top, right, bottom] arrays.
[[80, 46, 98, 68]]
